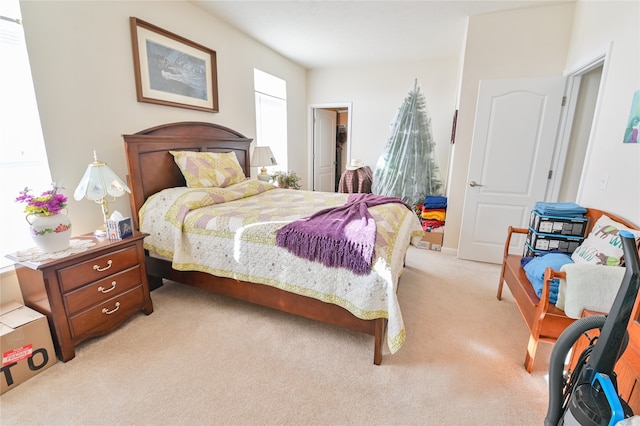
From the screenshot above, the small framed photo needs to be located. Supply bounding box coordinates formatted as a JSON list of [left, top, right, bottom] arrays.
[[130, 17, 219, 113]]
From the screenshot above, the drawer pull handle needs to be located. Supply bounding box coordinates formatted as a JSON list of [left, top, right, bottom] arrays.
[[102, 302, 120, 315], [98, 281, 117, 294], [93, 260, 113, 272]]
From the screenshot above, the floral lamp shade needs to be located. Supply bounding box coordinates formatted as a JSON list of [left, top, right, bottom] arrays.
[[73, 152, 131, 231], [73, 162, 130, 201]]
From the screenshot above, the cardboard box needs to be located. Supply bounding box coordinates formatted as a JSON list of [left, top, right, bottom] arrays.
[[106, 216, 133, 240], [1, 302, 56, 394], [417, 228, 444, 251], [529, 210, 588, 237]]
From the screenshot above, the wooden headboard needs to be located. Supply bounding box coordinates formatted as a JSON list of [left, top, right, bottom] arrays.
[[122, 122, 252, 229]]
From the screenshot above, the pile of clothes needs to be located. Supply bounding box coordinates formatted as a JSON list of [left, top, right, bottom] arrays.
[[419, 195, 447, 231]]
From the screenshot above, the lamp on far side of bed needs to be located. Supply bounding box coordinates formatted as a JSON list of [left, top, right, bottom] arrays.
[[251, 146, 278, 182], [73, 151, 131, 236]]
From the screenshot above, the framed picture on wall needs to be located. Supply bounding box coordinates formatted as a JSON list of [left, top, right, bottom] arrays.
[[623, 90, 639, 143], [130, 17, 219, 113], [450, 109, 458, 144]]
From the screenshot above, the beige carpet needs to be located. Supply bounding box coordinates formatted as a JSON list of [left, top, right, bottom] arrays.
[[0, 247, 552, 425]]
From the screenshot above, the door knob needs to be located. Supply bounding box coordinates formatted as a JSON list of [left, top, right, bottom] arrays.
[[469, 181, 483, 187]]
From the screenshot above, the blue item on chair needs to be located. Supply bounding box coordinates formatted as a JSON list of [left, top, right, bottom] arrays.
[[534, 202, 587, 217], [523, 253, 574, 304]]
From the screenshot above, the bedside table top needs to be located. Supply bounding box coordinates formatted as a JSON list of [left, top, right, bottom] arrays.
[[5, 231, 148, 270]]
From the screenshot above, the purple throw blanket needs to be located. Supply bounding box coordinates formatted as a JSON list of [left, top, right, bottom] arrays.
[[275, 193, 409, 275]]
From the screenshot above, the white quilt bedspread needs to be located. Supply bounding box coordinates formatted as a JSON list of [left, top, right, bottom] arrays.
[[139, 179, 424, 354]]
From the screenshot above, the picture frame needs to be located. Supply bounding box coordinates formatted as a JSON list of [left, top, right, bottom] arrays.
[[130, 17, 219, 113], [623, 90, 639, 143], [450, 109, 458, 144]]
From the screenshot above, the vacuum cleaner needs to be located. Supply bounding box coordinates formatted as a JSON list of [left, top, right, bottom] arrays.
[[545, 230, 640, 426]]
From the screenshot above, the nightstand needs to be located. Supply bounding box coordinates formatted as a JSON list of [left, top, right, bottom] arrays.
[[6, 231, 153, 362]]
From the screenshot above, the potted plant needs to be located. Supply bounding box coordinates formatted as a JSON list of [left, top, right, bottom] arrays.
[[16, 183, 72, 253], [271, 171, 301, 189]]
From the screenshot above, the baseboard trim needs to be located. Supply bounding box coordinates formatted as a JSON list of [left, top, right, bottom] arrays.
[[441, 247, 457, 256]]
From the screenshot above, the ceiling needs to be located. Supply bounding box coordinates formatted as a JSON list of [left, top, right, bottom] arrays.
[[191, 0, 570, 69]]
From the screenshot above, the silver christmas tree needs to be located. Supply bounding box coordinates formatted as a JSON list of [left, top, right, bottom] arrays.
[[372, 80, 442, 208]]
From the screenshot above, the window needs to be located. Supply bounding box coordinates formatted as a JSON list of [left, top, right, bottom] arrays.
[[254, 69, 287, 172], [1, 1, 52, 267]]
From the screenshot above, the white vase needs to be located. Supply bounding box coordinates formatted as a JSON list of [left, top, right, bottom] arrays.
[[27, 213, 72, 253]]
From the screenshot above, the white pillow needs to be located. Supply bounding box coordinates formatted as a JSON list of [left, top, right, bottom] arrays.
[[557, 263, 626, 318], [571, 215, 640, 266]]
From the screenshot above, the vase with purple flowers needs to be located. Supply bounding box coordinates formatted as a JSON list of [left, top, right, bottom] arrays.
[[17, 184, 72, 253]]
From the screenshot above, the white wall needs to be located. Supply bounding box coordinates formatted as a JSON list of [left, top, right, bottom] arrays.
[[19, 0, 307, 236], [447, 3, 576, 251], [567, 0, 640, 225], [307, 57, 459, 192], [1, 0, 306, 305]]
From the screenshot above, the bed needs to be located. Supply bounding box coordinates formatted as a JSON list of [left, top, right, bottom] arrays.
[[123, 121, 423, 364]]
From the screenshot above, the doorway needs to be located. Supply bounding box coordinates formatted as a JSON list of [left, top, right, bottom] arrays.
[[309, 103, 352, 192], [549, 61, 604, 202]]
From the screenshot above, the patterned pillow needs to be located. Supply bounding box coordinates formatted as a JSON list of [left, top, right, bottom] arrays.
[[571, 215, 640, 266], [170, 151, 247, 188]]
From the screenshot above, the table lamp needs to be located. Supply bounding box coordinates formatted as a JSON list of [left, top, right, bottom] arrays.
[[74, 151, 131, 236], [251, 146, 278, 182]]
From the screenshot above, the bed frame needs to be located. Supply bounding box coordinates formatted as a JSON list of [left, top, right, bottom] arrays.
[[123, 121, 387, 365]]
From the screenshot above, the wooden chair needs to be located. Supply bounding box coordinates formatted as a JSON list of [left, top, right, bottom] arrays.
[[497, 208, 638, 372]]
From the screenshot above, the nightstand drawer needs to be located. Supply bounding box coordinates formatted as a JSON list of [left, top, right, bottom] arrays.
[[68, 286, 145, 338], [63, 266, 143, 315], [58, 245, 140, 292]]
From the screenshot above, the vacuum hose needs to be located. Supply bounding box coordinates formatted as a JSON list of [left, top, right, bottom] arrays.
[[546, 231, 639, 425], [544, 315, 607, 426]]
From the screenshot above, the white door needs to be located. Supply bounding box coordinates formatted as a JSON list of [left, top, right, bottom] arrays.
[[313, 109, 337, 192], [458, 77, 566, 263]]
